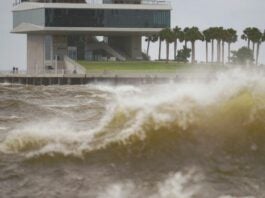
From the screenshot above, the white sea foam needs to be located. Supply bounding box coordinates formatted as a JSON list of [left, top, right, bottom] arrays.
[[88, 84, 142, 95], [97, 181, 136, 198], [0, 68, 265, 157], [0, 82, 11, 86], [0, 119, 94, 157], [219, 196, 256, 198], [153, 169, 202, 198], [43, 101, 94, 108], [98, 169, 202, 198], [0, 126, 8, 130]]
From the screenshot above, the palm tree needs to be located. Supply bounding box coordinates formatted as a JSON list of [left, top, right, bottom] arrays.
[[160, 28, 175, 63], [183, 27, 204, 64], [242, 28, 264, 65], [241, 27, 252, 49], [225, 28, 237, 63], [221, 29, 229, 64], [257, 31, 265, 65], [145, 35, 158, 59], [183, 27, 189, 48], [249, 28, 263, 59], [165, 29, 176, 63], [203, 29, 212, 63], [215, 27, 224, 64], [145, 36, 152, 56], [173, 26, 182, 61], [207, 27, 217, 63], [151, 35, 159, 47], [158, 31, 165, 60], [254, 29, 264, 65], [221, 29, 234, 64]]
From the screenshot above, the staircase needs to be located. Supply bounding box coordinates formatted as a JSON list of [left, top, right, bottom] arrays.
[[112, 46, 131, 60], [64, 56, 86, 74], [86, 42, 127, 61]]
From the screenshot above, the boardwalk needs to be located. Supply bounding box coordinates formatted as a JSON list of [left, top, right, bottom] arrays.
[[0, 69, 223, 85]]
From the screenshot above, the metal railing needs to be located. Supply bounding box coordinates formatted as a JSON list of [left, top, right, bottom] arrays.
[[13, 0, 170, 5], [13, 0, 22, 6], [141, 0, 170, 5], [102, 0, 170, 5]]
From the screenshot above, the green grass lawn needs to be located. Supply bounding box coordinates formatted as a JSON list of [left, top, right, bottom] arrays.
[[78, 61, 199, 72], [78, 61, 224, 73]]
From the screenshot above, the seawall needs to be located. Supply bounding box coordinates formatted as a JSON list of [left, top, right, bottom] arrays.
[[0, 76, 174, 86]]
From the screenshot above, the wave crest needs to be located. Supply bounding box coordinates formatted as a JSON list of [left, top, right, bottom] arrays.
[[1, 69, 265, 159]]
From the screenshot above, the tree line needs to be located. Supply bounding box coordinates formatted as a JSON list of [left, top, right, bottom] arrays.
[[145, 27, 265, 65]]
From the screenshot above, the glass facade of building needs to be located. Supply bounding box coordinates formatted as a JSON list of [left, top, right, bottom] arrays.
[[13, 8, 45, 28], [44, 35, 53, 61], [45, 9, 170, 28]]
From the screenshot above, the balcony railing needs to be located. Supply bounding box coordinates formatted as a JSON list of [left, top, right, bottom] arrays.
[[101, 0, 170, 5], [13, 0, 22, 6], [13, 0, 170, 6], [141, 0, 170, 5]]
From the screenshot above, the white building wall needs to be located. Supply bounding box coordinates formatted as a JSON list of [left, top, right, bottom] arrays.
[[27, 34, 44, 74], [131, 35, 142, 59]]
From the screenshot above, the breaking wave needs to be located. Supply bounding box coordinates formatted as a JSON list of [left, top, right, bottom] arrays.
[[97, 169, 202, 198], [1, 68, 265, 161]]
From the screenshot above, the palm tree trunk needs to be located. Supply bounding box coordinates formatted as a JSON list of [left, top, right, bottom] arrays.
[[217, 40, 221, 63], [248, 39, 250, 49], [147, 40, 150, 56], [256, 42, 260, 66], [222, 41, 225, 64], [192, 41, 195, 64], [158, 38, 162, 60], [166, 41, 169, 63], [206, 42, 208, 64], [174, 40, 177, 61], [216, 40, 218, 63], [220, 41, 223, 63], [219, 40, 221, 63], [211, 39, 214, 63], [228, 43, 231, 63], [252, 42, 255, 55]]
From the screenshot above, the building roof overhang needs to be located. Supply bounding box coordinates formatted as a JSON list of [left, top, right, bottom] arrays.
[[13, 2, 172, 11], [11, 23, 164, 36]]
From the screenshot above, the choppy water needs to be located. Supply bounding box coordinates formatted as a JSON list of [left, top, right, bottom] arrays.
[[1, 68, 265, 198]]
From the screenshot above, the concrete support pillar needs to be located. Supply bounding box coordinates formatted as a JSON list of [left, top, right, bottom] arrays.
[[130, 35, 142, 60], [27, 34, 45, 75], [108, 35, 142, 60]]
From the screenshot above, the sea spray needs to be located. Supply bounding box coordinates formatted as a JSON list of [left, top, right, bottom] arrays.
[[98, 169, 202, 198], [1, 68, 265, 197], [1, 68, 265, 159]]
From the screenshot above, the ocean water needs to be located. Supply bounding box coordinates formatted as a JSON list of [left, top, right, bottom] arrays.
[[0, 68, 265, 198]]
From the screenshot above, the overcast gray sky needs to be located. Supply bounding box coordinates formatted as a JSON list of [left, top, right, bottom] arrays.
[[0, 0, 264, 71]]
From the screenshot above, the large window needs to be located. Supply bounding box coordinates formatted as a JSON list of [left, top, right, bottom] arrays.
[[44, 35, 53, 61], [13, 8, 45, 28], [45, 9, 170, 28]]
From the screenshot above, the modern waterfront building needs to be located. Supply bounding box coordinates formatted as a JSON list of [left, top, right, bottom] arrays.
[[12, 0, 171, 74]]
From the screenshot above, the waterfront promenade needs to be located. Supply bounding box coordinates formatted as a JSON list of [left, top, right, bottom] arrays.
[[2, 65, 264, 86], [0, 69, 216, 85]]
